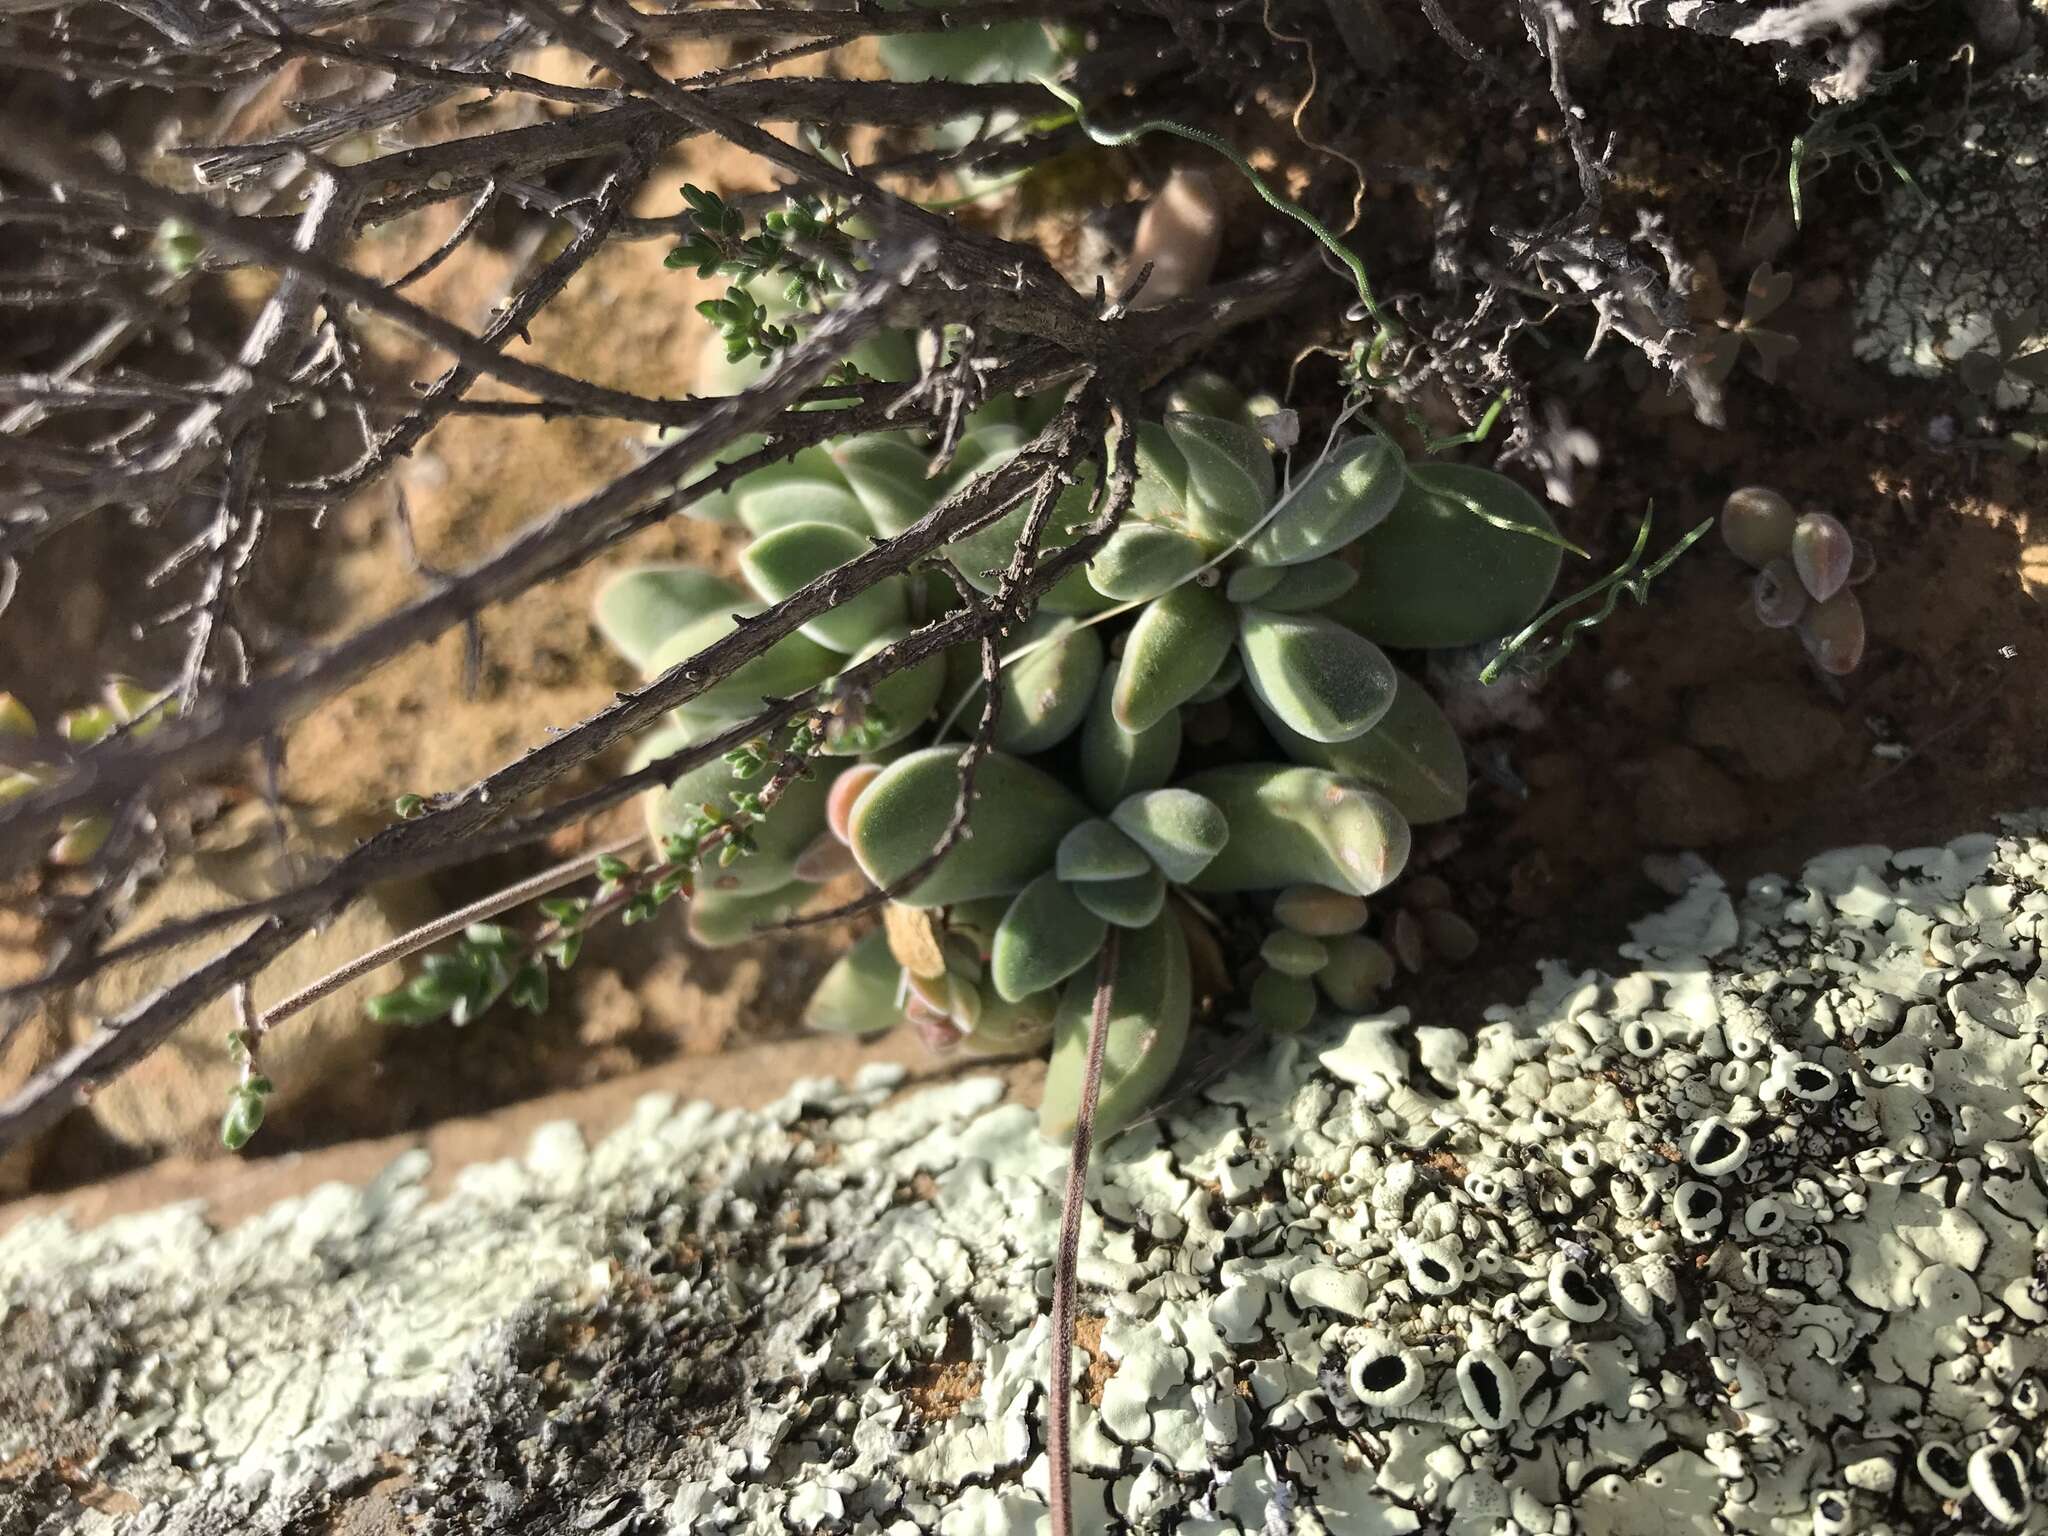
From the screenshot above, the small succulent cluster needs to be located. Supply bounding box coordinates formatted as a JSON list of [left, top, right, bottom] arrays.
[[1688, 259, 1800, 387], [1955, 305, 2048, 459], [0, 680, 176, 865], [1719, 486, 1873, 675], [1632, 257, 1801, 418], [596, 371, 1571, 1140]]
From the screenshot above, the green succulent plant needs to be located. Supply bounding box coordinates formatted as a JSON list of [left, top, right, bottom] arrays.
[[872, 0, 1069, 201], [1, 680, 177, 866], [579, 391, 1572, 1142]]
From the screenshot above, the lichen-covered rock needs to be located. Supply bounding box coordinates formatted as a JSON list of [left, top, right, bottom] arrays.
[[8, 819, 2048, 1534], [1854, 63, 2048, 409]]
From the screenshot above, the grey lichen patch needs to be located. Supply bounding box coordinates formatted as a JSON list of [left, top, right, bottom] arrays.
[[1854, 63, 2048, 408], [8, 825, 2048, 1533]]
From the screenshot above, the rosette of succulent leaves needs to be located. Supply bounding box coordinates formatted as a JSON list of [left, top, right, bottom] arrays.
[[585, 343, 1569, 1142]]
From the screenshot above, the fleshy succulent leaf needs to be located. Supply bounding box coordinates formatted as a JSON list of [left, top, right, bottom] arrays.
[[942, 462, 1112, 614], [1253, 668, 1467, 823], [846, 746, 1090, 907], [1079, 669, 1181, 810], [804, 929, 904, 1035], [1260, 929, 1328, 977], [1248, 966, 1317, 1032], [643, 606, 841, 714], [1111, 583, 1235, 733], [1125, 420, 1195, 536], [1056, 818, 1152, 882], [1224, 565, 1284, 605], [1272, 884, 1369, 936], [1187, 650, 1243, 705], [1088, 522, 1210, 602], [1243, 433, 1404, 566], [1237, 607, 1397, 744], [823, 638, 945, 755], [948, 421, 1030, 483], [963, 985, 1060, 1053], [1325, 462, 1564, 648], [1799, 588, 1866, 675], [631, 725, 830, 896], [876, 13, 1057, 83], [1165, 370, 1250, 423], [1071, 865, 1167, 928], [1109, 788, 1228, 884], [50, 815, 111, 865], [740, 519, 908, 653], [1790, 511, 1853, 603], [1249, 558, 1358, 614], [1039, 909, 1191, 1142], [987, 614, 1103, 754], [991, 873, 1109, 1002], [830, 433, 934, 536], [1180, 764, 1410, 897], [59, 704, 116, 746], [731, 461, 873, 535], [1165, 411, 1275, 544], [1317, 932, 1397, 1009], [1720, 486, 1796, 568], [688, 881, 815, 947]]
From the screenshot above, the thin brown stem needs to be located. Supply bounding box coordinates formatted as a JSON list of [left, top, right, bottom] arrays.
[[255, 831, 646, 1034]]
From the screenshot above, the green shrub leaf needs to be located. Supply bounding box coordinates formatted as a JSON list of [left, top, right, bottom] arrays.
[[823, 637, 946, 755], [630, 725, 830, 896]]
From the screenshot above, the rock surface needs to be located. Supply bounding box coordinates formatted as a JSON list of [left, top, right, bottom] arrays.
[[6, 819, 2048, 1534], [1854, 61, 2048, 410]]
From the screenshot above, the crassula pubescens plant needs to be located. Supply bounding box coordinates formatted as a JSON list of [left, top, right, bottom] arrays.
[[588, 378, 1574, 1142]]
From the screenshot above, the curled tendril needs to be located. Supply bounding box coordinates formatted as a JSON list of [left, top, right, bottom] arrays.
[[1480, 508, 1713, 685], [1034, 76, 1401, 367]]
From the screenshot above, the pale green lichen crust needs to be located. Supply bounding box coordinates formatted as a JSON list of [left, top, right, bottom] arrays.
[[7, 821, 2048, 1534], [1853, 64, 2048, 410]]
